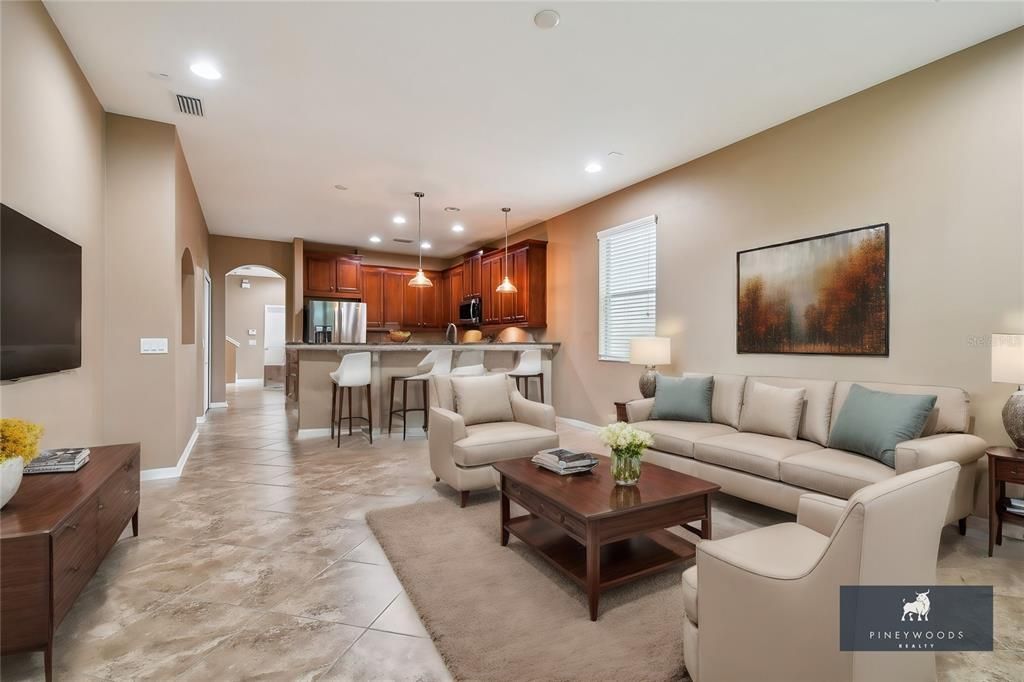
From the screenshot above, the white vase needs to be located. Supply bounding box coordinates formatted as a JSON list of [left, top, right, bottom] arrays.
[[1, 458, 25, 509]]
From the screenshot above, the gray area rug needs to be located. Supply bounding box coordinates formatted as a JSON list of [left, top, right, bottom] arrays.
[[367, 495, 690, 682]]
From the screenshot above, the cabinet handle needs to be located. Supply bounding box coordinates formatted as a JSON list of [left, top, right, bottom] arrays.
[[98, 503, 105, 510]]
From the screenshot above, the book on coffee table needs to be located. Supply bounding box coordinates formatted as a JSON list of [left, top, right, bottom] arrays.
[[532, 448, 599, 475]]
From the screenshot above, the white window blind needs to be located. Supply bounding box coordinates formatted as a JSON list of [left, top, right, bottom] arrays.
[[597, 215, 657, 361]]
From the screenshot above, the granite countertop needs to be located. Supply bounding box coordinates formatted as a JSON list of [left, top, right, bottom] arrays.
[[286, 342, 559, 351]]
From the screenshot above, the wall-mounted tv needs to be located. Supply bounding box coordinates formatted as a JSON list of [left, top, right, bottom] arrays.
[[1, 204, 83, 381]]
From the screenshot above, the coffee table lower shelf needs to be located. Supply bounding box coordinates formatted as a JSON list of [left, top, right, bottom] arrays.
[[505, 515, 696, 592]]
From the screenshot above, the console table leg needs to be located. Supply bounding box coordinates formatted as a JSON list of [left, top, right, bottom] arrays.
[[131, 510, 139, 537], [586, 527, 600, 621], [500, 485, 510, 547]]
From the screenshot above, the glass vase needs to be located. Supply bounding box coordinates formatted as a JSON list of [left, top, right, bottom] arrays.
[[611, 450, 642, 486]]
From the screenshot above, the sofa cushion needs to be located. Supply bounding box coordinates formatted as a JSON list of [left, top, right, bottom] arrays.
[[453, 422, 559, 467], [827, 384, 936, 468], [745, 376, 836, 445], [684, 373, 747, 428], [682, 566, 698, 625], [695, 432, 822, 480], [651, 374, 713, 422], [632, 420, 737, 458], [780, 448, 895, 499], [451, 374, 514, 426], [739, 382, 806, 440], [832, 381, 968, 436]]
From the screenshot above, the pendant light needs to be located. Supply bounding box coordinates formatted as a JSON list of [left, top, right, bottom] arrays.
[[496, 207, 518, 294], [408, 191, 433, 288]]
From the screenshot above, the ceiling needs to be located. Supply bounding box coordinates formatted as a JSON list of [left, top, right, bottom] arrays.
[[46, 2, 1022, 258]]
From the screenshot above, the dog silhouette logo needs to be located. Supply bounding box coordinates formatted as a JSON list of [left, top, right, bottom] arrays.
[[901, 590, 931, 622]]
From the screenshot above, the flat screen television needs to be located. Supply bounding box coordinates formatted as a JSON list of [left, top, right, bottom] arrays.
[[1, 203, 82, 380]]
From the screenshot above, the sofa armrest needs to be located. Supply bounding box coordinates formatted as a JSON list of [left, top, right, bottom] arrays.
[[511, 392, 556, 431], [894, 433, 987, 474], [625, 398, 654, 423], [429, 407, 467, 445], [796, 493, 847, 537]]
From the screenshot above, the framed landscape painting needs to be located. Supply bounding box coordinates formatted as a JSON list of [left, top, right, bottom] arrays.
[[737, 223, 889, 356]]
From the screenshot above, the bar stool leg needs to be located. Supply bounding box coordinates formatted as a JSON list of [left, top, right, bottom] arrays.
[[402, 379, 409, 441], [422, 379, 430, 433], [330, 383, 337, 440], [347, 386, 354, 436], [336, 384, 343, 448], [366, 384, 373, 444], [388, 376, 397, 436], [539, 374, 544, 404]]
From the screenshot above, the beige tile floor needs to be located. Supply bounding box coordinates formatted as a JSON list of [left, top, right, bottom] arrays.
[[3, 382, 1022, 680]]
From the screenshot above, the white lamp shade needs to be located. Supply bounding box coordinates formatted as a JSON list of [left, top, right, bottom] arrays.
[[630, 336, 670, 366], [992, 333, 1024, 384]]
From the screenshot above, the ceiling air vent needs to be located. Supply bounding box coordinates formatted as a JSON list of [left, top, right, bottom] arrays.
[[176, 94, 204, 117], [392, 238, 414, 244]]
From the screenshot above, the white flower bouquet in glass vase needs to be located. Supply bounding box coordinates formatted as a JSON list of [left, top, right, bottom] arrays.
[[598, 422, 653, 485]]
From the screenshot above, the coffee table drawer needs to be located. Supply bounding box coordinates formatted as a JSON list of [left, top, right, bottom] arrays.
[[504, 478, 585, 538]]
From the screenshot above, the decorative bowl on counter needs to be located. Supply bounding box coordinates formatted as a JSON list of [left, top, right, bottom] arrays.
[[462, 330, 483, 343], [388, 330, 412, 343]]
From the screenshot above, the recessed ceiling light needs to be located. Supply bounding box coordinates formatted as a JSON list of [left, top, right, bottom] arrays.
[[369, 235, 381, 243], [444, 206, 461, 213], [333, 184, 348, 191], [534, 10, 560, 30], [451, 224, 464, 233], [585, 162, 603, 173], [607, 151, 624, 158], [421, 241, 432, 250], [393, 215, 406, 224], [189, 61, 222, 80]]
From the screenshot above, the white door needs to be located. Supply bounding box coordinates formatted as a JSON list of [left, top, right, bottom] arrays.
[[264, 304, 286, 366], [203, 271, 212, 412]]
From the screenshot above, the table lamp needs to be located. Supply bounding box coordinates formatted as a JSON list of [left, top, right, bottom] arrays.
[[992, 333, 1024, 449], [630, 337, 670, 399]]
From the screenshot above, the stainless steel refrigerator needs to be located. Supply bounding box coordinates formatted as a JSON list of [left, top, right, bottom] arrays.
[[304, 300, 367, 344]]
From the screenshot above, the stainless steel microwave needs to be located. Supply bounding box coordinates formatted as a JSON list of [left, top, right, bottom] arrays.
[[458, 297, 480, 325]]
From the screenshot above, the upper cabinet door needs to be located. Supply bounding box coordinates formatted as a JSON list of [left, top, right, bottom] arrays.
[[305, 254, 336, 296], [464, 253, 482, 299], [448, 266, 464, 323], [335, 257, 362, 296], [362, 267, 384, 328], [382, 270, 406, 327], [419, 273, 440, 328], [482, 255, 504, 324]]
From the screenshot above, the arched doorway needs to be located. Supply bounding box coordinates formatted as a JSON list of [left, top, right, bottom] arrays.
[[224, 264, 287, 390]]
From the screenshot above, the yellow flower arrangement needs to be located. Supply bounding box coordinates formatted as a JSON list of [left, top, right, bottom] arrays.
[[0, 418, 44, 465]]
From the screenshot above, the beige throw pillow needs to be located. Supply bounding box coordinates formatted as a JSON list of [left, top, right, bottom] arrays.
[[739, 381, 806, 440], [451, 374, 514, 426]]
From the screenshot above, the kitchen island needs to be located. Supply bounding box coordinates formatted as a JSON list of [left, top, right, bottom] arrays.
[[287, 342, 559, 433]]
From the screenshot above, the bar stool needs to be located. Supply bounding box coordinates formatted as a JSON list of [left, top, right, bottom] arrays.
[[451, 350, 485, 375], [388, 349, 452, 440], [330, 352, 372, 446], [508, 350, 544, 402]]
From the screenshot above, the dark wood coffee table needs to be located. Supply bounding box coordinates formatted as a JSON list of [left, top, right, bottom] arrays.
[[493, 455, 719, 621]]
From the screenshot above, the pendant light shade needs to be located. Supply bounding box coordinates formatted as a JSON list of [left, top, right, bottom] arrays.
[[496, 207, 518, 294], [409, 191, 433, 288]]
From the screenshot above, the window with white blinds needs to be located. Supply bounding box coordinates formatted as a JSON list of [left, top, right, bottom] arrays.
[[597, 215, 657, 361]]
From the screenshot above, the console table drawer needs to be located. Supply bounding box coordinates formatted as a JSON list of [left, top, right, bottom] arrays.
[[995, 458, 1024, 485], [97, 471, 138, 549], [52, 503, 98, 626]]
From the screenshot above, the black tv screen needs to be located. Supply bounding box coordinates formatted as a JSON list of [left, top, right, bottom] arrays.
[[1, 204, 82, 380]]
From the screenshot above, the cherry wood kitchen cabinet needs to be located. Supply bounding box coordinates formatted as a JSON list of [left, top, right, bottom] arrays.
[[481, 253, 504, 324], [334, 256, 362, 296], [361, 267, 385, 328], [463, 251, 483, 299], [447, 265, 464, 323], [304, 252, 362, 298], [402, 270, 441, 328], [485, 240, 547, 328], [304, 253, 336, 297], [382, 269, 406, 327]]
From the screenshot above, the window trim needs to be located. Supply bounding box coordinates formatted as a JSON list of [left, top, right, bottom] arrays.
[[597, 215, 657, 363]]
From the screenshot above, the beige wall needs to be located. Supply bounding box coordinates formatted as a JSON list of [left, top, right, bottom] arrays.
[[225, 275, 286, 380], [536, 29, 1023, 450], [0, 0, 106, 448]]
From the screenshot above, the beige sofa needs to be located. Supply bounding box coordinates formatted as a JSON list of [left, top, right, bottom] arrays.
[[683, 462, 960, 682], [625, 374, 985, 526]]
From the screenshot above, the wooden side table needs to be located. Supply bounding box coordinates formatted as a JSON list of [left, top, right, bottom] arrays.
[[987, 446, 1024, 557], [614, 401, 629, 422]]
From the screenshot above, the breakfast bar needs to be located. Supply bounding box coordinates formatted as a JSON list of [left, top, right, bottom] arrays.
[[287, 342, 560, 433]]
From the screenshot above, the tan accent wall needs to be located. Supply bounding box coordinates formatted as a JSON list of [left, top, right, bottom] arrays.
[[0, 0, 106, 448], [210, 235, 294, 403], [225, 275, 286, 380], [535, 29, 1023, 450]]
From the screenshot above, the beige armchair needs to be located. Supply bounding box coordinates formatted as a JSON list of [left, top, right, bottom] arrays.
[[429, 374, 558, 507], [682, 461, 959, 682]]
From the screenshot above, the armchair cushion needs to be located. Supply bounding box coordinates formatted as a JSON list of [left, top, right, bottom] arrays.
[[453, 422, 558, 467], [796, 493, 847, 536], [451, 374, 514, 425]]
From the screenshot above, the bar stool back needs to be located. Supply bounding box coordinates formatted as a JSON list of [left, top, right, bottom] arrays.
[[330, 352, 373, 446], [388, 349, 452, 439], [507, 350, 544, 402]]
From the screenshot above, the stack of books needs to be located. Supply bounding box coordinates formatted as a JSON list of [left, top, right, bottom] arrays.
[[532, 448, 598, 475], [24, 448, 90, 474], [1007, 498, 1024, 518]]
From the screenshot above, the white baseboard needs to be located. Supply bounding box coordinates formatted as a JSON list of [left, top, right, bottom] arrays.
[[297, 427, 332, 437], [141, 428, 198, 481], [209, 401, 228, 408], [557, 416, 600, 432], [196, 414, 207, 424], [234, 378, 263, 386]]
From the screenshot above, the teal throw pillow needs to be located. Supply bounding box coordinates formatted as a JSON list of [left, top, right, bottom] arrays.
[[650, 375, 713, 423], [827, 384, 937, 468]]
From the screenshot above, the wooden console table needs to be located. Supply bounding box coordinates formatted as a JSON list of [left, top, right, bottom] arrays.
[[1, 443, 140, 680], [988, 446, 1024, 557]]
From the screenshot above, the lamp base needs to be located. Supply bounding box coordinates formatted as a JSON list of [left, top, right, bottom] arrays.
[[1005, 390, 1024, 450], [639, 367, 658, 399]]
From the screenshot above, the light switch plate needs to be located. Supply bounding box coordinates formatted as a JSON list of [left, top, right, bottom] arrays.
[[248, 339, 257, 346], [140, 337, 169, 354], [248, 329, 257, 336]]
